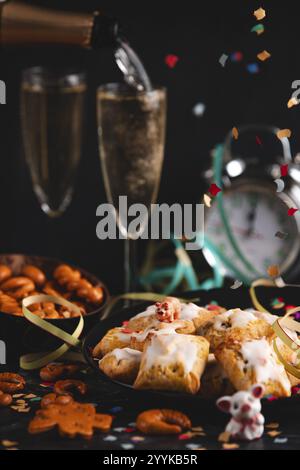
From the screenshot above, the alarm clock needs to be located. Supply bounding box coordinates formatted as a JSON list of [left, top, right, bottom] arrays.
[[203, 124, 300, 282]]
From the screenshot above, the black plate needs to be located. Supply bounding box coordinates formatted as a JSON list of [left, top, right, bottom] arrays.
[[83, 285, 300, 408]]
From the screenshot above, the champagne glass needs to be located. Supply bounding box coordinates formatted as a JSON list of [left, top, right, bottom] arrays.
[[20, 67, 86, 218], [97, 84, 166, 292]]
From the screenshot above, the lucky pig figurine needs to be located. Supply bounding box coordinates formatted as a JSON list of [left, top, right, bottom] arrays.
[[216, 384, 265, 441]]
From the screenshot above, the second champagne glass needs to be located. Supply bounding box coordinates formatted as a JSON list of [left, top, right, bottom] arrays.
[[97, 84, 166, 292]]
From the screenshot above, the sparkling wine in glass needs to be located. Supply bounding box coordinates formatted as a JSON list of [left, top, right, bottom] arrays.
[[97, 84, 166, 292], [21, 67, 86, 217]]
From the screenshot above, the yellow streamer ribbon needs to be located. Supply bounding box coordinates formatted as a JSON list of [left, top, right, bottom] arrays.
[[250, 278, 300, 379], [20, 294, 84, 370]]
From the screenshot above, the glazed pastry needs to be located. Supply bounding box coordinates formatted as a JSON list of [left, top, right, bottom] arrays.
[[215, 337, 291, 397], [92, 327, 132, 358], [130, 320, 195, 352], [134, 334, 209, 394], [99, 348, 142, 384], [199, 354, 235, 399], [200, 308, 273, 351]]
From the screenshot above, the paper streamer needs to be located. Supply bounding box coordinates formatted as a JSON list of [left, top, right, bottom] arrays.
[[250, 278, 300, 378], [20, 294, 83, 370]]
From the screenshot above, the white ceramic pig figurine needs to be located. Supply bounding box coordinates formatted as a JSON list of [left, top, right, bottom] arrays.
[[216, 384, 265, 441]]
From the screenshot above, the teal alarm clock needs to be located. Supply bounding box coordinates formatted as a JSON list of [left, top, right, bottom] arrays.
[[203, 124, 300, 282]]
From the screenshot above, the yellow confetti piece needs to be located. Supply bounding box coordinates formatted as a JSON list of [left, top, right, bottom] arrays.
[[17, 408, 30, 413], [218, 431, 231, 443], [277, 129, 292, 139], [267, 264, 280, 278], [257, 50, 271, 61], [12, 394, 25, 398], [191, 426, 204, 432], [232, 126, 239, 140], [203, 194, 212, 207], [254, 7, 266, 20], [222, 443, 239, 449], [287, 97, 299, 108], [267, 430, 282, 437], [266, 422, 279, 429], [24, 394, 37, 399], [1, 440, 18, 447]]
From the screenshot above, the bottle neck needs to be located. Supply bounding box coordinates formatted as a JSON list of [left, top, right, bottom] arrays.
[[0, 1, 118, 48]]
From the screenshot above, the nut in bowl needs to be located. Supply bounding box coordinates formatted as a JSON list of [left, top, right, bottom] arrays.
[[0, 254, 109, 369]]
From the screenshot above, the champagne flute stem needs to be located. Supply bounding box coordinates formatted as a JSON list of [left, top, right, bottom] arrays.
[[124, 237, 137, 294]]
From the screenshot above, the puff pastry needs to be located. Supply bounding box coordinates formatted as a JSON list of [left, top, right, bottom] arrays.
[[200, 308, 273, 351], [215, 337, 291, 397], [134, 333, 209, 394], [199, 354, 235, 399], [99, 348, 142, 384], [92, 327, 132, 358]]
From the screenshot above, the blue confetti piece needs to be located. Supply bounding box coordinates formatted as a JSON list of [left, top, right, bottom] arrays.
[[29, 397, 42, 402], [246, 63, 259, 74], [274, 437, 288, 444], [110, 406, 123, 413]]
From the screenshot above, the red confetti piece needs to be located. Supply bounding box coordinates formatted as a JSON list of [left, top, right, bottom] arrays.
[[256, 135, 262, 145], [230, 51, 243, 62], [122, 321, 129, 326], [267, 396, 278, 402], [125, 427, 135, 433], [165, 54, 179, 68], [285, 305, 296, 311], [281, 164, 289, 177], [288, 208, 298, 216], [208, 183, 222, 196], [207, 304, 220, 311], [178, 433, 191, 440]]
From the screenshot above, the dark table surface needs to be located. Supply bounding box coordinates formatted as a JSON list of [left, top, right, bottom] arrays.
[[0, 367, 300, 451]]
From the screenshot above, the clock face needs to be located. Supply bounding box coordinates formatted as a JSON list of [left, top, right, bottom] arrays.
[[204, 186, 300, 279]]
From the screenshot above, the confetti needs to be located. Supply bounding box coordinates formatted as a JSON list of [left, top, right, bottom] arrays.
[[12, 394, 25, 398], [121, 443, 134, 450], [267, 430, 282, 437], [178, 433, 192, 440], [218, 431, 231, 443], [1, 440, 18, 448], [219, 53, 228, 67], [254, 7, 266, 21], [208, 183, 221, 196], [280, 164, 289, 176], [287, 97, 299, 108], [193, 102, 206, 117], [256, 135, 262, 145], [277, 129, 292, 139], [267, 264, 280, 278], [203, 194, 212, 207], [222, 443, 239, 449], [230, 280, 243, 289], [274, 178, 285, 193], [274, 437, 288, 444], [288, 207, 298, 216], [266, 422, 279, 429], [191, 426, 204, 432], [165, 54, 179, 68], [113, 427, 126, 432], [232, 126, 239, 140], [125, 427, 135, 433], [185, 443, 203, 450], [251, 24, 264, 35], [131, 436, 145, 442], [246, 63, 259, 74], [275, 231, 288, 240], [257, 50, 271, 62], [103, 435, 117, 442], [230, 51, 243, 62], [109, 406, 123, 413]]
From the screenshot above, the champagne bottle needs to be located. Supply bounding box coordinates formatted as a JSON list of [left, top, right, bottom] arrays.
[[0, 1, 119, 48]]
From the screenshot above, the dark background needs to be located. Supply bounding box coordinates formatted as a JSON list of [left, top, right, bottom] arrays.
[[0, 0, 300, 293]]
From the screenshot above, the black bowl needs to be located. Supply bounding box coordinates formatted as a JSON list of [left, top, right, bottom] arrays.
[[0, 254, 109, 370], [83, 286, 300, 411]]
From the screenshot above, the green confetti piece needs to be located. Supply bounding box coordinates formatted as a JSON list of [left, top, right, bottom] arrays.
[[251, 23, 264, 35]]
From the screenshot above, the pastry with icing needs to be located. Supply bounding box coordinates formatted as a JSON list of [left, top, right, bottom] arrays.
[[92, 327, 132, 358], [215, 337, 291, 397], [99, 348, 142, 384], [133, 333, 209, 394], [199, 308, 274, 351], [130, 319, 195, 352], [199, 354, 235, 399]]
